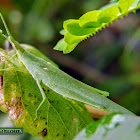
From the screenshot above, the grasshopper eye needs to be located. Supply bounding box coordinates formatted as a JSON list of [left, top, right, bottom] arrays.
[[5, 40, 13, 51]]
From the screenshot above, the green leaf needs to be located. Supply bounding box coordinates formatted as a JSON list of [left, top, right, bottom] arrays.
[[119, 0, 135, 13], [63, 19, 74, 30], [63, 42, 79, 54], [97, 6, 120, 23], [64, 32, 86, 45], [66, 20, 96, 36], [60, 29, 67, 35], [75, 113, 140, 140], [54, 38, 67, 51], [54, 32, 86, 53], [54, 0, 140, 53], [79, 10, 102, 28], [54, 34, 83, 54], [0, 48, 93, 140]]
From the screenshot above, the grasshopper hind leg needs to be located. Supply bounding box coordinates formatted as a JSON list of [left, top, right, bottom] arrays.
[[34, 80, 47, 120]]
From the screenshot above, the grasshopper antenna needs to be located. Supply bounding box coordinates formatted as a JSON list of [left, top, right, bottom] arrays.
[[0, 13, 11, 37]]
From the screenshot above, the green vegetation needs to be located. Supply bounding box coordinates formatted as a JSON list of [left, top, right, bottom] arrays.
[[54, 0, 140, 53]]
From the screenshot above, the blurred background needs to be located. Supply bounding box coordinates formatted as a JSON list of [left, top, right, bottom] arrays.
[[0, 0, 140, 139]]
